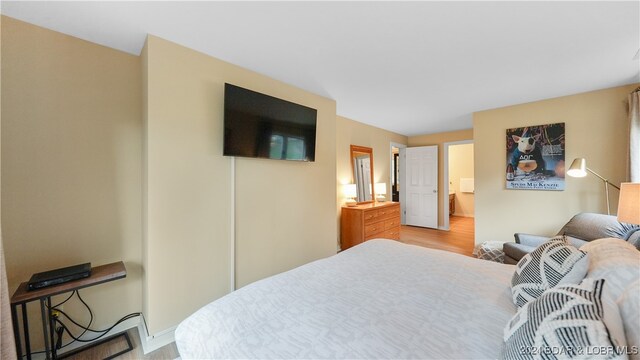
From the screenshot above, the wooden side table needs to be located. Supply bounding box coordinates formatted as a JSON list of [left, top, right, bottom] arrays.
[[10, 261, 127, 360]]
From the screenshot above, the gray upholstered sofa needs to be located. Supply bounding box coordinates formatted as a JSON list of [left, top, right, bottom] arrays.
[[503, 212, 640, 265]]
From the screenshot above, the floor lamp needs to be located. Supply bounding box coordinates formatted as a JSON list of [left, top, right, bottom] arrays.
[[566, 158, 620, 215], [617, 183, 640, 225]]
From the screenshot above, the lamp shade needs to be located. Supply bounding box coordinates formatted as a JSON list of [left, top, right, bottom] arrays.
[[343, 184, 357, 199], [566, 158, 587, 178], [617, 183, 640, 225], [374, 182, 387, 195]]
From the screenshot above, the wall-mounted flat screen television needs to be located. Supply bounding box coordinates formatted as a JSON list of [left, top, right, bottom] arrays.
[[223, 83, 317, 162]]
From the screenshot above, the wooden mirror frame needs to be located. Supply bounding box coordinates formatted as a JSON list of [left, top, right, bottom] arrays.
[[350, 145, 375, 204]]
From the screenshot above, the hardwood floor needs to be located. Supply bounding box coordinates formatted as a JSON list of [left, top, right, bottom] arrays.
[[399, 216, 475, 256], [62, 327, 179, 360]]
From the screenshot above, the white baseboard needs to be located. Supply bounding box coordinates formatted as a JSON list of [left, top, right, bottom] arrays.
[[137, 320, 177, 355]]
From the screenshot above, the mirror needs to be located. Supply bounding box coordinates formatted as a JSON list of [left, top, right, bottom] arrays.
[[350, 145, 375, 203]]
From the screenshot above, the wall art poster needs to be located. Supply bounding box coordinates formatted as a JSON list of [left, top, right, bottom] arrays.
[[506, 122, 565, 191]]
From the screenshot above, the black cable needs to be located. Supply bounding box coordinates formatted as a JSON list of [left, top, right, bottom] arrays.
[[47, 289, 140, 350], [48, 290, 91, 349], [51, 290, 76, 308], [54, 313, 140, 344], [72, 291, 92, 341]]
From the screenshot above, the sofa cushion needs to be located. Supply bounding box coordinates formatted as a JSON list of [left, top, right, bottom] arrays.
[[628, 230, 640, 249], [513, 233, 550, 247], [511, 237, 588, 307], [559, 212, 640, 242]]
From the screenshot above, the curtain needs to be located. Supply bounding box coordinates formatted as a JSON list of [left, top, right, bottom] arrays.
[[629, 88, 640, 182], [1, 236, 17, 360]]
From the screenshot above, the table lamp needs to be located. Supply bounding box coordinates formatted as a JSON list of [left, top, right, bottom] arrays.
[[374, 183, 387, 202], [343, 184, 357, 207], [617, 183, 640, 225]]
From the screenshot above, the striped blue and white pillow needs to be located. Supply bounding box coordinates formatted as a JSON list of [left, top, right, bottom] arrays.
[[511, 236, 589, 307], [503, 278, 627, 360]]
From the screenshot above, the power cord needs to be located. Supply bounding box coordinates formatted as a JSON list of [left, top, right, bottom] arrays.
[[47, 290, 140, 350]]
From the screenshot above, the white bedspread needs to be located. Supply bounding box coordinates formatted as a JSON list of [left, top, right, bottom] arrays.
[[176, 240, 517, 359]]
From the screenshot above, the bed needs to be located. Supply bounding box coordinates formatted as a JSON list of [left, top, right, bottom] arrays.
[[175, 240, 517, 359]]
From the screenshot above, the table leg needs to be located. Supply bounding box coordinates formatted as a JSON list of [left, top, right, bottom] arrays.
[[48, 297, 56, 359], [22, 303, 32, 360], [40, 299, 51, 360], [10, 304, 23, 360]]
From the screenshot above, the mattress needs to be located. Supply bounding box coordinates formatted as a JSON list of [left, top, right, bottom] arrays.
[[175, 239, 517, 359]]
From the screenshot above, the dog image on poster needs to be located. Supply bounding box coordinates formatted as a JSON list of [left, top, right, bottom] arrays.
[[506, 123, 565, 190]]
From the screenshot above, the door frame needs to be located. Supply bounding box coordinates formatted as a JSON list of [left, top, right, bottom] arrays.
[[443, 139, 474, 231], [390, 142, 406, 202]]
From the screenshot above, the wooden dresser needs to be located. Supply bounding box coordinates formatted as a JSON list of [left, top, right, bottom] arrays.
[[340, 202, 401, 250]]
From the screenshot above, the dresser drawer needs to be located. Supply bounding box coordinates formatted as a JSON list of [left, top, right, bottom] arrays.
[[363, 210, 379, 223], [364, 221, 385, 237], [385, 229, 400, 240], [384, 217, 400, 230], [378, 206, 400, 220], [365, 230, 386, 241]]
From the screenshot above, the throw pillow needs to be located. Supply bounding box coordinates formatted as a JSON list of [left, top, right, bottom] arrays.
[[511, 236, 588, 307], [580, 238, 640, 360], [503, 278, 627, 360]]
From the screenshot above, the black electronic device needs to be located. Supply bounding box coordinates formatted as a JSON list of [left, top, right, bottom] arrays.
[[27, 263, 92, 291], [223, 83, 318, 162]]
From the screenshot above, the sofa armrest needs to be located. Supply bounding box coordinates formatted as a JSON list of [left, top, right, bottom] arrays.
[[514, 233, 550, 247], [503, 242, 536, 263]]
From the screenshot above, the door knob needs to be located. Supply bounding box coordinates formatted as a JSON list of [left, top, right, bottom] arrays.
[[433, 190, 437, 193]]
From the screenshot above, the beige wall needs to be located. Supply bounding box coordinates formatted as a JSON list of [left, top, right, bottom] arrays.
[[336, 116, 408, 201], [1, 16, 142, 348], [143, 35, 338, 334], [408, 129, 473, 228], [449, 143, 475, 217], [474, 84, 638, 244], [336, 116, 407, 247], [0, 14, 17, 360]]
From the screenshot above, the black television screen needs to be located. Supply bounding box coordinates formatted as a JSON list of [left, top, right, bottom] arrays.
[[223, 83, 317, 162]]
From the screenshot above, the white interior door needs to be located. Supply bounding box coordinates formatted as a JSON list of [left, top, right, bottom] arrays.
[[403, 146, 438, 228]]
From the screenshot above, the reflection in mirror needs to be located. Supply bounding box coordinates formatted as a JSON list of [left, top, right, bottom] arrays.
[[350, 145, 375, 203]]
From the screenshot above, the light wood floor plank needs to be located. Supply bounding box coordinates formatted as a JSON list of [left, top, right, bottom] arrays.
[[399, 216, 475, 256]]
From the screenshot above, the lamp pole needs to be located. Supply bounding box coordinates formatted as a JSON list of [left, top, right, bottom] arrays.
[[586, 167, 620, 215]]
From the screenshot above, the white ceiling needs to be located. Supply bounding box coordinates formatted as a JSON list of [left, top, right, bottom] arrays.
[[2, 1, 639, 136]]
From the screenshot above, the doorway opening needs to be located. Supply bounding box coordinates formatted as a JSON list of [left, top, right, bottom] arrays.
[[390, 142, 406, 220], [444, 140, 474, 244]]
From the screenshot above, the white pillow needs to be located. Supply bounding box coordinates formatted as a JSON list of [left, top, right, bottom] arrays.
[[580, 238, 640, 360], [618, 279, 640, 360], [511, 236, 589, 307]]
